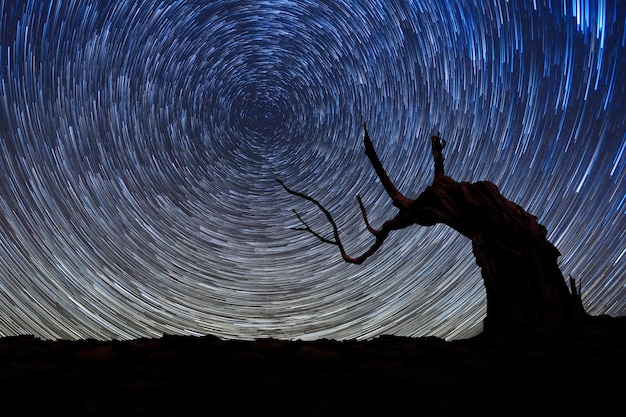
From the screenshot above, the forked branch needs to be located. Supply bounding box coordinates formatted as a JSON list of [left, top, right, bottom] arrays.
[[277, 124, 433, 264], [290, 209, 335, 245], [277, 178, 409, 264]]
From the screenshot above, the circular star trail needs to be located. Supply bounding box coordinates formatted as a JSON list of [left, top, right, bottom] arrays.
[[0, 1, 624, 341]]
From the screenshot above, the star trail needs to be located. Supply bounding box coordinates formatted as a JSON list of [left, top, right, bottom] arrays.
[[0, 0, 624, 341]]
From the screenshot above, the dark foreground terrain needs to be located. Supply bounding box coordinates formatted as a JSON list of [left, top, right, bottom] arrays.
[[2, 317, 625, 416]]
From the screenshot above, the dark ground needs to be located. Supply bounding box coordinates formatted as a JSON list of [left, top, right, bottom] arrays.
[[2, 316, 625, 416]]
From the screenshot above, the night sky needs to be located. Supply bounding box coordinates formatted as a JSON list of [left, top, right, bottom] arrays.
[[0, 0, 624, 342]]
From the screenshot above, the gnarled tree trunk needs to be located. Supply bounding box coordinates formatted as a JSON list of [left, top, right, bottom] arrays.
[[279, 124, 585, 336]]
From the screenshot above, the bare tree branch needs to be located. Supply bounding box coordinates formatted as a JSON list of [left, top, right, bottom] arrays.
[[356, 195, 382, 236], [277, 124, 425, 264], [276, 179, 349, 257], [362, 123, 413, 211], [431, 134, 446, 180], [290, 209, 336, 245], [277, 178, 408, 264]]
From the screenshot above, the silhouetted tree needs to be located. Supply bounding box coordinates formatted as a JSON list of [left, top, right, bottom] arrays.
[[279, 123, 587, 336]]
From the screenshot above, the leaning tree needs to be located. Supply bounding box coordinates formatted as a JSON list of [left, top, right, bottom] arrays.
[[279, 123, 587, 336]]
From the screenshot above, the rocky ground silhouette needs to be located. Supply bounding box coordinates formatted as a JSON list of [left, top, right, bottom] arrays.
[[2, 316, 625, 416]]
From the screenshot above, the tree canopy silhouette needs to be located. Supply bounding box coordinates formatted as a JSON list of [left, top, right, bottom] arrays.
[[279, 123, 587, 336]]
